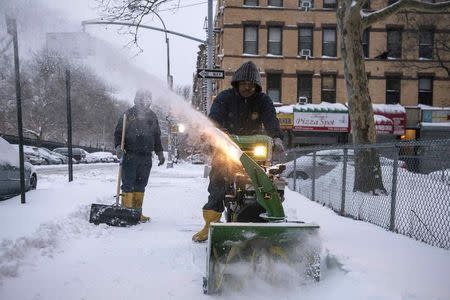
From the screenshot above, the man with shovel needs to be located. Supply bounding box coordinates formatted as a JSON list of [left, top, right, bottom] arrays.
[[114, 89, 165, 222]]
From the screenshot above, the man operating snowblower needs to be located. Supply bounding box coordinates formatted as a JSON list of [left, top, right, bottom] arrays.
[[114, 89, 165, 223], [192, 61, 285, 242]]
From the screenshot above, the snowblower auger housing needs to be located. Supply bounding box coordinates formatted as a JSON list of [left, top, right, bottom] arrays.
[[203, 135, 320, 294]]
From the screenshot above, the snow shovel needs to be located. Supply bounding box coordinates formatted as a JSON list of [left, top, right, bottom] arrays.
[[89, 114, 141, 227]]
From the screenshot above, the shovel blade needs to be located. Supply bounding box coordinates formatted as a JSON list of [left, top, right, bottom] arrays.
[[89, 203, 141, 227]]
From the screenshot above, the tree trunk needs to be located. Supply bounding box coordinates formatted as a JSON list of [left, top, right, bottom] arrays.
[[337, 1, 386, 194]]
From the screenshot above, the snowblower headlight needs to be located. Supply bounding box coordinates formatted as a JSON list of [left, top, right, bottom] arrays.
[[253, 145, 267, 158]]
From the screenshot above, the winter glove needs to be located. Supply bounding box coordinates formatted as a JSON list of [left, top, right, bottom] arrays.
[[115, 145, 125, 160], [157, 151, 165, 166], [273, 137, 285, 154]]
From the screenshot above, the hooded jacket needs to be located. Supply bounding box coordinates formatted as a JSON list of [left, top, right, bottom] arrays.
[[208, 61, 283, 139], [114, 106, 163, 155]]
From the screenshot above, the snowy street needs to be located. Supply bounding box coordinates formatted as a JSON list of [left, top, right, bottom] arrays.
[[1, 161, 449, 300]]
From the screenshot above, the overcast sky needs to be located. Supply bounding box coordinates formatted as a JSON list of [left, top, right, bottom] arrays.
[[2, 0, 210, 88]]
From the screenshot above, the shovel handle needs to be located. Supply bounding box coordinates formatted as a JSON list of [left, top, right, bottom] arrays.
[[115, 114, 127, 205]]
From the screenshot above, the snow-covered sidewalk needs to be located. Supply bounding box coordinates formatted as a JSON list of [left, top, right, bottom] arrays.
[[0, 162, 449, 300]]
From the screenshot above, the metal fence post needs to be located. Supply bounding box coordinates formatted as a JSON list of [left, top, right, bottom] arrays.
[[390, 148, 399, 231], [312, 151, 316, 202], [293, 150, 297, 191], [7, 17, 26, 204], [65, 68, 73, 182], [340, 147, 348, 215]]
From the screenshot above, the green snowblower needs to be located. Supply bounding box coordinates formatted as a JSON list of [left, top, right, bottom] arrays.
[[203, 135, 320, 294]]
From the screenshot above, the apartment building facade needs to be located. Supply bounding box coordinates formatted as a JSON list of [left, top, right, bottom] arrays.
[[212, 0, 450, 108]]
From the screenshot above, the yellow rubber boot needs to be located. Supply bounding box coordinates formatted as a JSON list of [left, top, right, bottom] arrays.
[[192, 210, 222, 242], [133, 192, 151, 222], [121, 192, 134, 208]]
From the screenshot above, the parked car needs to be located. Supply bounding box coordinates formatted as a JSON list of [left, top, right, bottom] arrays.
[[24, 152, 47, 165], [40, 147, 78, 164], [29, 146, 62, 164], [88, 152, 119, 163], [0, 137, 37, 200], [53, 147, 87, 162], [283, 149, 406, 180]]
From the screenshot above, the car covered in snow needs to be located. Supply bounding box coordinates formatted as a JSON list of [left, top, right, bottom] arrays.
[[283, 149, 406, 180], [87, 152, 119, 163], [0, 137, 38, 200], [53, 147, 87, 162]]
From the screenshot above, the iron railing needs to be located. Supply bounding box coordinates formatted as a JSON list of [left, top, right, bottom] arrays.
[[283, 139, 450, 250]]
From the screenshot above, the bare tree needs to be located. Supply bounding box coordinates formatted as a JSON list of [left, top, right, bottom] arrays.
[[95, 0, 175, 47], [337, 0, 450, 193], [175, 84, 191, 101]]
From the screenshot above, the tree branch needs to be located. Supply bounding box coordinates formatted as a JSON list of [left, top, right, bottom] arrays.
[[362, 0, 450, 29]]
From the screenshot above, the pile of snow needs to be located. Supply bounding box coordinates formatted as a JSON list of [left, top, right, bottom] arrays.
[[373, 103, 406, 114], [1, 161, 450, 299]]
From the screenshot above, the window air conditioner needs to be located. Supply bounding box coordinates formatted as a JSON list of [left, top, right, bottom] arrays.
[[301, 0, 312, 10], [298, 96, 308, 105], [300, 49, 312, 59]]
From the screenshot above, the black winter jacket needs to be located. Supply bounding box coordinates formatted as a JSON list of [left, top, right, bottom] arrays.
[[114, 106, 164, 155], [209, 88, 283, 139]]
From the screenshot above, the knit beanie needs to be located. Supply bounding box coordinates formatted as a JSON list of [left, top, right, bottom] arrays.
[[231, 61, 262, 93]]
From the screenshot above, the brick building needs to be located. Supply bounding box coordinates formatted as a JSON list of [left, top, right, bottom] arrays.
[[211, 0, 450, 107]]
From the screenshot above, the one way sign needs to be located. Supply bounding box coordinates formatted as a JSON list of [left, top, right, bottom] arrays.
[[197, 68, 225, 79]]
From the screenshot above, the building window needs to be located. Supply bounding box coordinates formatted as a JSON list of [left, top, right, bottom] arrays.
[[298, 26, 313, 55], [297, 74, 313, 103], [322, 28, 337, 57], [387, 28, 402, 58], [244, 0, 259, 6], [362, 29, 369, 58], [299, 0, 314, 9], [268, 26, 282, 55], [386, 76, 401, 104], [321, 74, 336, 103], [418, 77, 433, 106], [243, 25, 258, 54], [419, 29, 434, 59], [323, 0, 337, 9], [268, 0, 283, 6], [388, 0, 398, 4], [267, 73, 282, 103]]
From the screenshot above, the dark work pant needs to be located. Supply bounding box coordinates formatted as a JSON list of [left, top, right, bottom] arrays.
[[203, 151, 239, 213], [121, 153, 152, 193]]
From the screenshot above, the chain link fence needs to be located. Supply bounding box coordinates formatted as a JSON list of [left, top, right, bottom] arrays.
[[283, 139, 450, 250]]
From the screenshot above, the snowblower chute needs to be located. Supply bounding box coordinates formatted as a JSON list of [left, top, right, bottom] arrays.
[[203, 135, 320, 294]]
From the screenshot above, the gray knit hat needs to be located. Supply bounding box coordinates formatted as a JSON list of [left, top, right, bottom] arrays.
[[231, 61, 262, 93]]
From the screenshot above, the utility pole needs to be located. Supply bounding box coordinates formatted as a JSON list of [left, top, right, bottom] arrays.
[[206, 0, 213, 114], [6, 16, 26, 204]]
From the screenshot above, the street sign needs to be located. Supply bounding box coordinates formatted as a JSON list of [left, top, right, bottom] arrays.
[[197, 68, 225, 79]]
